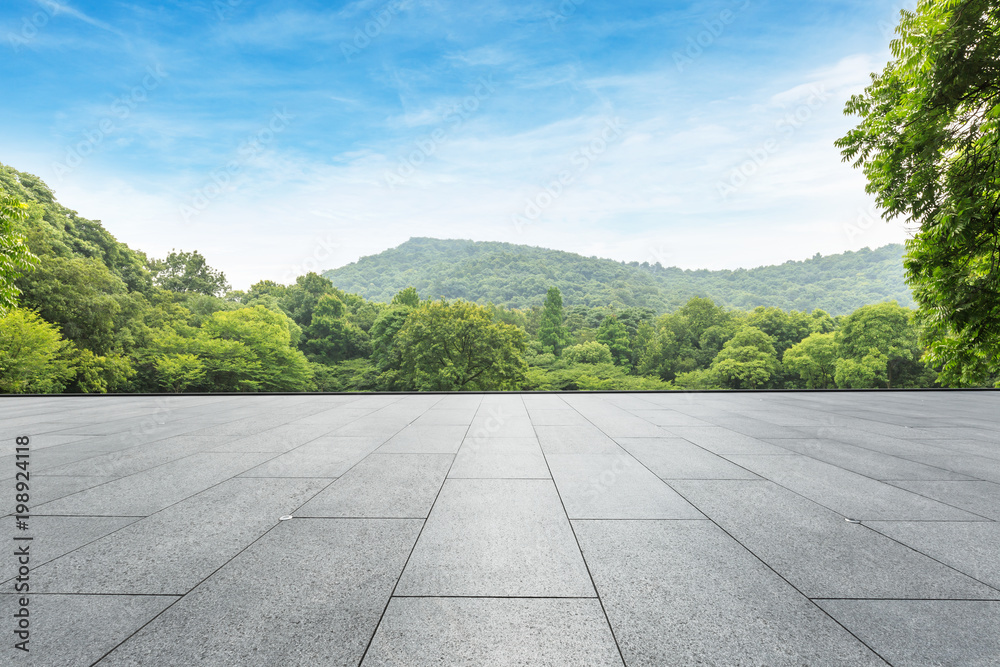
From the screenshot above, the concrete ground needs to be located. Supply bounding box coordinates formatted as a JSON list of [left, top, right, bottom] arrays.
[[2, 391, 999, 666]]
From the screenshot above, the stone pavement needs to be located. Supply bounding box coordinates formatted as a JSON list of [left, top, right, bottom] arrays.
[[2, 391, 999, 666]]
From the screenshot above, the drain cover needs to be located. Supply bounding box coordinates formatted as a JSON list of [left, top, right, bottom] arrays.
[[279, 515, 294, 521], [845, 518, 861, 524]]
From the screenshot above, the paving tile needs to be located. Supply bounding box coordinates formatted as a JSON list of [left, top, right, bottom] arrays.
[[625, 409, 713, 427], [672, 480, 996, 599], [297, 454, 451, 518], [239, 436, 383, 477], [4, 475, 118, 510], [39, 436, 219, 479], [362, 597, 623, 667], [665, 426, 793, 455], [448, 437, 549, 478], [865, 521, 1000, 591], [0, 515, 140, 582], [547, 453, 704, 519], [95, 519, 421, 667], [818, 600, 1000, 667], [377, 424, 469, 453], [574, 520, 885, 666], [412, 409, 478, 425], [395, 478, 593, 597], [206, 424, 334, 452], [615, 437, 761, 479], [886, 480, 1000, 520], [35, 452, 273, 516], [31, 477, 329, 595], [535, 425, 622, 454], [762, 438, 974, 481], [0, 594, 178, 667], [898, 454, 1000, 483], [291, 407, 378, 425], [728, 455, 984, 520], [525, 409, 591, 426]]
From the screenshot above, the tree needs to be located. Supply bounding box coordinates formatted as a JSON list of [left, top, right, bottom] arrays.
[[537, 286, 569, 355], [563, 341, 613, 365], [149, 249, 231, 296], [391, 286, 420, 307], [834, 302, 928, 388], [596, 315, 631, 366], [395, 299, 527, 390], [836, 0, 1000, 386], [0, 309, 76, 393], [0, 193, 38, 313], [783, 332, 838, 389], [709, 326, 780, 389], [302, 293, 371, 364]]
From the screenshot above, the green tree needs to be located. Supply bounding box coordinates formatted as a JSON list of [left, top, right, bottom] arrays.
[[0, 193, 38, 313], [537, 286, 570, 355], [596, 315, 631, 366], [834, 302, 927, 388], [783, 332, 838, 389], [0, 309, 76, 393], [148, 249, 230, 296], [391, 286, 420, 307], [709, 326, 780, 389], [302, 293, 371, 364], [395, 299, 527, 390], [154, 353, 206, 392], [563, 341, 613, 365], [836, 0, 1000, 386]]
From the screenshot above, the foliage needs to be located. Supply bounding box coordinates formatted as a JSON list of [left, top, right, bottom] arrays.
[[709, 326, 781, 389], [395, 299, 527, 390], [596, 315, 631, 366], [834, 302, 931, 388], [148, 249, 231, 296], [0, 309, 76, 393], [324, 237, 914, 316], [836, 0, 1000, 386], [563, 341, 613, 365], [537, 286, 570, 355], [0, 193, 38, 313], [783, 333, 838, 389]]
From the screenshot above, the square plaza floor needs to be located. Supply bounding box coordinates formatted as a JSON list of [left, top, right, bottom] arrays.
[[2, 391, 999, 666]]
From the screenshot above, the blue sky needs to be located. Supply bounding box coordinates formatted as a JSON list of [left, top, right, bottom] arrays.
[[1, 0, 917, 289]]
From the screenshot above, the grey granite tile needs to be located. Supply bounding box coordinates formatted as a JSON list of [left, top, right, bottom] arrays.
[[898, 454, 1000, 483], [35, 453, 273, 516], [865, 521, 1000, 591], [666, 426, 793, 455], [818, 600, 1000, 667], [297, 454, 451, 518], [573, 520, 885, 666], [5, 475, 118, 510], [525, 409, 591, 426], [729, 455, 984, 520], [886, 480, 1000, 520], [95, 519, 422, 667], [535, 425, 622, 454], [31, 477, 329, 595], [39, 436, 220, 479], [672, 480, 996, 599], [396, 478, 594, 597], [448, 437, 549, 478], [206, 424, 334, 452], [625, 410, 713, 427], [362, 597, 623, 667], [412, 409, 478, 425], [764, 438, 974, 481], [377, 424, 469, 453], [547, 453, 704, 519], [290, 406, 378, 425], [615, 437, 761, 479], [1, 594, 177, 667], [239, 436, 384, 477], [0, 515, 140, 582]]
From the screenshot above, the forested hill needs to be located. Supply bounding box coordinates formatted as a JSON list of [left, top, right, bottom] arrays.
[[322, 238, 913, 315]]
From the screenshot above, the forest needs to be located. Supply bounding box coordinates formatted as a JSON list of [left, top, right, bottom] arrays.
[[1, 162, 989, 393]]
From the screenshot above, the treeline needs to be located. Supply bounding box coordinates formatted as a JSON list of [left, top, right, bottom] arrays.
[[0, 163, 972, 393], [322, 237, 915, 315]]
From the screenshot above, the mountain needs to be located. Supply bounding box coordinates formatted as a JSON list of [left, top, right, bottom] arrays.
[[322, 237, 913, 316]]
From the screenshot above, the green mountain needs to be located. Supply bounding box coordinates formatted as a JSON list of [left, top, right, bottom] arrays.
[[322, 237, 913, 316]]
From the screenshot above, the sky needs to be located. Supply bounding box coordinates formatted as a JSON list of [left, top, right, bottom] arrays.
[[1, 0, 919, 290]]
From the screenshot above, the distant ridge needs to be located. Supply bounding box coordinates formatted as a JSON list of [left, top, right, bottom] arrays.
[[322, 238, 913, 315]]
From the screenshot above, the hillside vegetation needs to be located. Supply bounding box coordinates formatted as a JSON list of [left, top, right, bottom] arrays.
[[322, 237, 913, 316]]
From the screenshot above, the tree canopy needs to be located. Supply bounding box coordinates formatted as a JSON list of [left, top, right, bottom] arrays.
[[836, 0, 1000, 386]]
